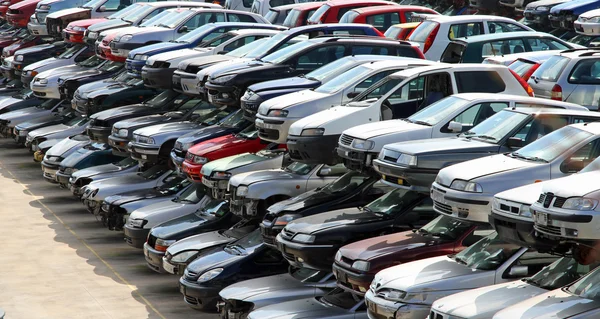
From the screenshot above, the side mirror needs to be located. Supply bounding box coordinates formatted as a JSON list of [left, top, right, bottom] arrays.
[[562, 159, 585, 173], [216, 50, 227, 55], [98, 5, 106, 12], [347, 91, 360, 99], [506, 137, 524, 148], [178, 26, 188, 33], [319, 167, 332, 176], [447, 121, 463, 133], [508, 265, 529, 277]]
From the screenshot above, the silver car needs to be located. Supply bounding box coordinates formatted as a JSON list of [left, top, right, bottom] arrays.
[[68, 157, 139, 197], [40, 135, 90, 183], [528, 49, 600, 110]]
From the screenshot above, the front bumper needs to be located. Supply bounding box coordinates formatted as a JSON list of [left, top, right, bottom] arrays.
[[372, 158, 435, 193], [111, 41, 139, 58], [286, 134, 340, 165], [31, 82, 60, 99], [87, 126, 111, 143], [143, 242, 166, 273], [255, 116, 295, 144], [55, 170, 72, 186], [336, 144, 377, 171], [332, 262, 372, 296], [170, 149, 186, 169], [523, 10, 550, 25], [365, 289, 431, 319], [574, 20, 600, 35], [6, 15, 28, 28], [141, 65, 176, 89], [179, 71, 203, 97], [107, 135, 130, 156], [179, 276, 222, 310], [41, 161, 60, 183], [21, 73, 34, 87], [275, 235, 336, 271], [162, 255, 187, 275], [123, 225, 149, 249], [430, 183, 490, 223], [229, 197, 259, 218], [205, 81, 239, 106], [63, 30, 84, 43], [532, 204, 596, 241], [240, 95, 263, 120], [129, 142, 160, 163], [125, 58, 145, 75], [181, 160, 203, 182], [549, 14, 576, 29], [259, 223, 281, 248], [27, 22, 47, 36], [97, 41, 126, 62], [490, 208, 541, 247], [201, 177, 229, 199]]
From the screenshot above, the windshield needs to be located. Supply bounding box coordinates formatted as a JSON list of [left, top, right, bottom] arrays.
[[140, 10, 182, 28], [66, 115, 87, 126], [138, 165, 169, 179], [461, 110, 529, 143], [58, 45, 83, 59], [145, 90, 181, 108], [262, 40, 313, 64], [319, 171, 371, 195], [107, 3, 138, 19], [114, 157, 137, 168], [283, 8, 301, 27], [37, 99, 59, 110], [315, 65, 373, 94], [304, 57, 357, 82], [245, 33, 303, 59], [511, 126, 593, 163], [226, 37, 269, 58], [531, 55, 570, 82], [121, 5, 152, 24], [352, 76, 404, 104], [528, 257, 599, 290], [81, 0, 103, 9], [454, 232, 521, 271], [284, 162, 316, 175], [199, 32, 235, 48], [175, 184, 205, 203], [156, 176, 190, 194], [77, 55, 102, 67], [176, 23, 217, 44], [226, 228, 262, 255], [307, 4, 329, 23], [364, 189, 425, 215], [196, 199, 229, 217], [157, 10, 193, 29], [384, 26, 403, 39], [98, 60, 123, 72], [220, 108, 249, 128], [236, 124, 258, 139], [567, 261, 600, 300], [408, 96, 471, 126], [418, 215, 476, 240]]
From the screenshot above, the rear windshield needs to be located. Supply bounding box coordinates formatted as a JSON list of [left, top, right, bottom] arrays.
[[531, 55, 570, 82], [568, 59, 600, 84], [510, 59, 536, 79], [307, 4, 330, 24], [408, 20, 439, 42]]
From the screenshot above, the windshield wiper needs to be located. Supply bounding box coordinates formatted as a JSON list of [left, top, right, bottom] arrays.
[[412, 120, 432, 126], [454, 256, 467, 265], [157, 24, 169, 28], [471, 134, 497, 141], [524, 156, 549, 163], [522, 278, 540, 287]]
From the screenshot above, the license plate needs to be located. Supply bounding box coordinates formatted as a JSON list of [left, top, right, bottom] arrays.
[[536, 212, 548, 226], [432, 189, 444, 203], [141, 154, 147, 159], [163, 259, 176, 274]]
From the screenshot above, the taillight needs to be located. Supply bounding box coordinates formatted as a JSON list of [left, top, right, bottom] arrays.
[[522, 63, 541, 82], [509, 69, 534, 97], [423, 24, 439, 54], [551, 84, 563, 101]]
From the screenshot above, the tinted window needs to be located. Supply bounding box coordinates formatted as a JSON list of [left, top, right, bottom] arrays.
[[332, 29, 367, 35], [350, 45, 389, 55], [449, 22, 483, 39], [307, 4, 329, 23], [282, 8, 301, 27], [527, 38, 569, 51], [366, 12, 400, 31], [223, 35, 264, 52], [102, 0, 124, 11], [270, 0, 294, 6], [531, 55, 570, 82], [481, 39, 526, 57], [568, 59, 600, 84], [184, 13, 225, 31], [294, 45, 346, 71], [455, 71, 506, 93], [488, 21, 527, 33], [228, 12, 257, 22], [510, 59, 537, 79]]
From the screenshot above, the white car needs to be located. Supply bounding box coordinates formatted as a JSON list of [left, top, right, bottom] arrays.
[[336, 93, 582, 171], [21, 44, 93, 86], [407, 15, 533, 61], [482, 49, 561, 66], [255, 58, 435, 144], [430, 257, 597, 319], [286, 63, 534, 165], [575, 9, 600, 36], [364, 232, 556, 319], [431, 121, 600, 224]]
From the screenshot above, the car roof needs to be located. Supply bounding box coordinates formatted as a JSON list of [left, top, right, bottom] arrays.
[[360, 58, 436, 70], [144, 1, 222, 8], [389, 63, 503, 78], [285, 23, 377, 33], [270, 2, 312, 11], [324, 0, 396, 6], [454, 31, 557, 43], [423, 14, 519, 22], [509, 107, 598, 117], [451, 93, 588, 110], [558, 48, 600, 58], [228, 28, 283, 36], [349, 5, 434, 14], [308, 35, 416, 45], [570, 122, 600, 134], [483, 50, 562, 63], [290, 2, 324, 10]]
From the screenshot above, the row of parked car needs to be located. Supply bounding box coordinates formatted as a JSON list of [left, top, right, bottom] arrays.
[[1, 0, 600, 318]]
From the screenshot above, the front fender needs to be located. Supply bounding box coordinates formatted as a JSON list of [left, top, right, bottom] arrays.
[[246, 181, 297, 200]]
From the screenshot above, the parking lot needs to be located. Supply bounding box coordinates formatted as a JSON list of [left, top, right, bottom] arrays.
[[0, 139, 218, 319]]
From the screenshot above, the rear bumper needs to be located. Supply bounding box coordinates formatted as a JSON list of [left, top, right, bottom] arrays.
[[107, 135, 130, 156], [123, 225, 149, 249], [286, 134, 340, 165], [27, 21, 47, 35], [141, 66, 176, 89]]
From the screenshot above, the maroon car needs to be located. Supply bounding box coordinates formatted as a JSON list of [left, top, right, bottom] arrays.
[[332, 215, 492, 295]]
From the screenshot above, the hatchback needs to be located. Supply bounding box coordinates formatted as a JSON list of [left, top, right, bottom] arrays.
[[339, 5, 438, 32]]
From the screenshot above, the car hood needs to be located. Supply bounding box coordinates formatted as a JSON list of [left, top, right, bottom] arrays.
[[88, 19, 129, 32], [0, 97, 23, 110], [261, 89, 331, 112], [16, 114, 62, 130], [201, 153, 267, 175], [188, 133, 246, 156], [112, 114, 169, 129], [433, 281, 547, 318], [385, 137, 496, 156], [16, 43, 55, 55], [133, 121, 197, 137], [104, 188, 168, 205], [118, 26, 167, 38], [494, 288, 600, 319], [85, 83, 130, 99], [231, 169, 300, 187], [209, 59, 265, 78], [219, 273, 315, 301], [88, 172, 149, 190], [179, 55, 237, 69], [246, 296, 349, 319], [150, 211, 217, 239], [29, 123, 71, 138], [284, 207, 383, 235], [76, 78, 122, 97], [0, 106, 44, 120], [175, 125, 234, 144], [167, 230, 233, 255], [101, 25, 139, 37], [59, 67, 105, 81], [495, 181, 546, 204], [149, 48, 198, 63], [185, 243, 246, 274], [60, 146, 106, 168], [249, 76, 320, 94], [90, 104, 146, 120], [69, 18, 106, 28], [72, 162, 137, 180], [37, 63, 88, 79], [267, 188, 335, 214], [132, 41, 182, 56], [45, 135, 90, 157], [539, 170, 600, 197], [339, 230, 446, 261], [288, 104, 368, 134], [24, 57, 57, 71], [344, 120, 429, 140], [552, 0, 598, 11], [47, 7, 89, 19], [528, 0, 568, 8], [436, 154, 537, 184], [372, 256, 486, 292]]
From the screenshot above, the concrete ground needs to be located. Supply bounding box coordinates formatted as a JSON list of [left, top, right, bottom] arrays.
[[0, 139, 218, 319]]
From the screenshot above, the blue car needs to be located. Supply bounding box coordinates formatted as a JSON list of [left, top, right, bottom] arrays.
[[549, 0, 600, 29], [125, 22, 286, 75]]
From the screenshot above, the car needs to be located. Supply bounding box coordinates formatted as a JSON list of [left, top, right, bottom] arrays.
[[123, 184, 210, 248], [0, 0, 21, 20], [58, 61, 127, 101], [339, 5, 438, 32], [384, 21, 420, 40], [54, 142, 123, 187], [141, 27, 282, 90], [67, 157, 139, 197], [128, 105, 236, 164], [334, 215, 490, 295], [261, 171, 387, 248], [276, 187, 435, 270], [0, 98, 67, 138], [365, 232, 556, 319], [6, 0, 40, 28], [28, 0, 93, 36], [372, 107, 594, 193], [287, 63, 534, 165], [522, 0, 568, 28], [179, 229, 289, 310], [337, 94, 583, 171], [0, 90, 50, 120], [264, 3, 308, 25], [575, 8, 600, 36], [407, 15, 533, 61], [548, 0, 599, 30], [281, 2, 323, 28], [440, 31, 579, 63], [40, 134, 90, 183], [21, 43, 94, 87], [430, 256, 598, 319], [306, 0, 396, 26], [24, 111, 89, 152], [250, 0, 324, 17], [482, 49, 561, 66], [218, 269, 336, 319], [204, 36, 424, 108], [256, 58, 434, 146], [229, 162, 347, 219], [224, 0, 252, 12], [241, 55, 399, 120], [14, 109, 80, 145], [528, 49, 600, 111], [7, 41, 69, 80]]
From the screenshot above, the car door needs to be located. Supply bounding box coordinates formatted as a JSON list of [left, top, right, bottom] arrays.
[[560, 58, 600, 109], [177, 12, 226, 37], [551, 137, 600, 179]]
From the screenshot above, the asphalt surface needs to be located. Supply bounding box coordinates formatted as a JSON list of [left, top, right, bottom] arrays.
[[0, 138, 219, 319]]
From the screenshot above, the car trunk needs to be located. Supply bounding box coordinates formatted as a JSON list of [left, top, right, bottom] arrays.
[[46, 8, 90, 37], [440, 41, 467, 63]]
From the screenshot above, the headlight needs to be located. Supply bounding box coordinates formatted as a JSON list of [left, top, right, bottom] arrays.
[[536, 6, 548, 11], [170, 250, 198, 263], [589, 16, 600, 23], [18, 130, 27, 136], [274, 214, 300, 226], [380, 289, 406, 301], [134, 54, 148, 61], [26, 70, 38, 77], [193, 155, 208, 164], [397, 154, 417, 166], [335, 250, 342, 262], [301, 128, 324, 136], [118, 129, 128, 137], [293, 233, 315, 243], [120, 34, 133, 42], [155, 238, 176, 252], [236, 186, 248, 197], [87, 31, 98, 39], [449, 179, 483, 193], [38, 78, 48, 84], [562, 197, 598, 210], [14, 55, 23, 62], [197, 268, 223, 283], [351, 139, 374, 150], [520, 204, 532, 218], [129, 219, 147, 228], [267, 109, 288, 117], [492, 197, 500, 210], [63, 167, 76, 175], [72, 26, 86, 32], [212, 74, 235, 84], [352, 260, 370, 271], [39, 4, 50, 10]]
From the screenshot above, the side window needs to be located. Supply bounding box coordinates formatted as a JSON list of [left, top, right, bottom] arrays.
[[338, 6, 364, 20], [202, 28, 231, 44], [101, 0, 123, 11], [294, 45, 345, 71], [561, 139, 600, 173], [350, 45, 389, 55], [448, 22, 484, 40], [140, 8, 163, 24], [269, 0, 294, 6], [450, 102, 508, 130], [228, 13, 258, 22], [355, 70, 397, 91], [387, 76, 425, 103], [568, 59, 600, 84], [332, 29, 367, 35], [184, 13, 226, 31], [488, 21, 527, 33], [366, 12, 400, 31], [455, 71, 506, 93], [573, 117, 600, 124], [223, 35, 262, 52], [527, 38, 569, 51], [512, 115, 569, 144], [482, 39, 527, 57], [505, 251, 557, 278]]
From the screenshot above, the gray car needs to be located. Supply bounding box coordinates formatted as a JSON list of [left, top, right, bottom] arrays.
[[1, 99, 66, 139], [26, 115, 90, 152], [40, 134, 90, 183], [528, 49, 600, 110], [373, 108, 598, 193], [68, 157, 139, 197]]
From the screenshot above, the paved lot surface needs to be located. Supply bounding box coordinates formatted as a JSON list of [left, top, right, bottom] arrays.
[[0, 139, 219, 319]]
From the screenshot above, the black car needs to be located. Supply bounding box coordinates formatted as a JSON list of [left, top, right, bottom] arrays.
[[179, 228, 289, 310], [260, 171, 388, 249], [0, 89, 47, 116], [275, 189, 437, 270], [58, 60, 124, 100], [87, 90, 193, 143], [15, 108, 79, 145], [205, 36, 423, 107], [3, 41, 68, 79]]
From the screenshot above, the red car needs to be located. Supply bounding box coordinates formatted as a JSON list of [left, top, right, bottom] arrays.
[[96, 31, 122, 62], [282, 2, 323, 28], [181, 129, 270, 182], [0, 0, 22, 20], [340, 5, 438, 32], [2, 33, 44, 57], [307, 0, 396, 25], [63, 18, 105, 43], [332, 215, 491, 295], [6, 0, 40, 27]]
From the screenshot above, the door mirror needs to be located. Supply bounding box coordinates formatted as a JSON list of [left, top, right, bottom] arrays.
[[98, 5, 106, 12], [347, 91, 360, 99], [562, 159, 585, 173], [447, 121, 463, 133], [318, 167, 332, 176], [216, 51, 227, 55], [508, 265, 529, 277], [506, 137, 524, 148], [178, 26, 188, 33]]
